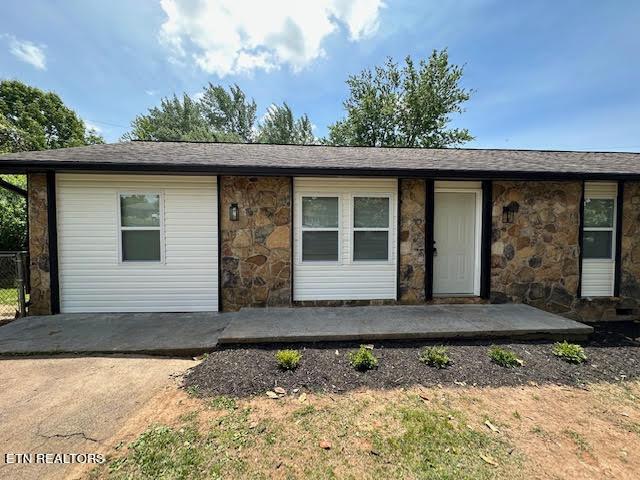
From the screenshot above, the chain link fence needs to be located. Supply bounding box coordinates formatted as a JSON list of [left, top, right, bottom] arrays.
[[0, 252, 28, 322]]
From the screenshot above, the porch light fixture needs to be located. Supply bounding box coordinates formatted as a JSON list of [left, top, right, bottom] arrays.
[[229, 203, 239, 221], [502, 201, 520, 223]]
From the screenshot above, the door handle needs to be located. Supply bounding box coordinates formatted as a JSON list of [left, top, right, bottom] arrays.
[[432, 241, 437, 257]]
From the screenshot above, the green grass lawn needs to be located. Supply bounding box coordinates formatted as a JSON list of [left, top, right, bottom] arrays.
[[0, 287, 18, 306], [90, 390, 520, 480], [87, 381, 640, 479]]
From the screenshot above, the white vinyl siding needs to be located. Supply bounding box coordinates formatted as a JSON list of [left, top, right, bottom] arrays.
[[56, 174, 218, 312], [293, 177, 397, 301], [581, 261, 615, 297], [581, 182, 617, 297]]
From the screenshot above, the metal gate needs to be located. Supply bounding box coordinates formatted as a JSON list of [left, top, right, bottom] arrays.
[[0, 252, 28, 322]]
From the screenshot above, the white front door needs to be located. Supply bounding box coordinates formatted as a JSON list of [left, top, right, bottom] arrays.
[[433, 191, 478, 295]]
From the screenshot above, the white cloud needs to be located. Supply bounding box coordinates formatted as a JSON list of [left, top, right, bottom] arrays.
[[330, 0, 383, 40], [191, 90, 205, 101], [158, 0, 384, 76], [84, 121, 102, 133], [145, 89, 159, 96], [3, 35, 47, 70]]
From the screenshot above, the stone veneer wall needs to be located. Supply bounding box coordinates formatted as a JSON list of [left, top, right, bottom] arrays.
[[490, 181, 582, 314], [27, 173, 52, 315], [220, 176, 292, 311], [398, 179, 426, 303], [294, 299, 397, 307], [620, 182, 640, 305]]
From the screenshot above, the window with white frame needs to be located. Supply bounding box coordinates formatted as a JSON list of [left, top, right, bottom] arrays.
[[119, 193, 163, 262], [352, 196, 390, 261], [301, 196, 339, 261], [583, 197, 615, 259], [294, 178, 397, 301]]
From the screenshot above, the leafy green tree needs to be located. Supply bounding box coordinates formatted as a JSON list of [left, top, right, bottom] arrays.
[[125, 84, 314, 145], [0, 118, 29, 153], [200, 83, 257, 142], [0, 80, 104, 153], [257, 103, 315, 145], [0, 80, 103, 250], [123, 94, 218, 142], [125, 85, 256, 143], [326, 50, 473, 148], [0, 174, 26, 250]]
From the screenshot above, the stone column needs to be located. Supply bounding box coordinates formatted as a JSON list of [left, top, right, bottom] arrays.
[[620, 181, 640, 305], [27, 173, 52, 315], [220, 176, 292, 311], [490, 181, 581, 314], [399, 179, 426, 303]]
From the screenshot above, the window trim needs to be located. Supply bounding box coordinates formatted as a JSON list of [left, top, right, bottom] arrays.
[[116, 191, 165, 264], [582, 195, 616, 262], [298, 193, 342, 264], [350, 193, 393, 264], [581, 182, 618, 298]]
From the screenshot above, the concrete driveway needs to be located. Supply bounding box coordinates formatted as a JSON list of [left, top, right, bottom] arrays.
[[0, 355, 196, 480], [0, 312, 229, 355]]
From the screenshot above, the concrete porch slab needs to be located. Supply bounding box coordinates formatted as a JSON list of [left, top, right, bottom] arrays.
[[0, 312, 230, 356], [0, 305, 593, 355], [217, 304, 593, 344]]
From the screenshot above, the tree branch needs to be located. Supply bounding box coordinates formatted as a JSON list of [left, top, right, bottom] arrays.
[[0, 178, 27, 198]]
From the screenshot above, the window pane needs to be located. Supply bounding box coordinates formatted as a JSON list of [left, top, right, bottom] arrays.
[[584, 198, 614, 228], [354, 231, 388, 260], [121, 194, 160, 227], [583, 231, 613, 259], [302, 231, 338, 261], [354, 197, 389, 228], [302, 197, 338, 228], [122, 230, 161, 261]]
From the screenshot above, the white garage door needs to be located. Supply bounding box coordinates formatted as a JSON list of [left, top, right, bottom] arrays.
[[56, 173, 218, 312]]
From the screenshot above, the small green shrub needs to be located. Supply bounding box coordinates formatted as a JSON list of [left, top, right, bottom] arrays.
[[419, 346, 451, 369], [564, 429, 591, 452], [208, 396, 237, 410], [488, 346, 523, 368], [185, 385, 201, 397], [552, 341, 587, 364], [275, 349, 302, 370], [349, 345, 379, 371], [292, 404, 316, 419]]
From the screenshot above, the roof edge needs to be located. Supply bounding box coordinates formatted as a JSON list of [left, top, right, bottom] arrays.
[[127, 139, 640, 156], [1, 158, 639, 181]]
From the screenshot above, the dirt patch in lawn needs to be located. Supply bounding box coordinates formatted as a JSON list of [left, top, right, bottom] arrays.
[[449, 382, 640, 479], [184, 324, 640, 397], [89, 381, 640, 480]]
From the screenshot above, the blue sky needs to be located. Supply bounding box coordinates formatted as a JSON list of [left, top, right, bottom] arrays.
[[1, 0, 639, 151]]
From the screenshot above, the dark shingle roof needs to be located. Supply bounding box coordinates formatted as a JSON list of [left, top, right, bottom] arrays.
[[1, 141, 640, 179]]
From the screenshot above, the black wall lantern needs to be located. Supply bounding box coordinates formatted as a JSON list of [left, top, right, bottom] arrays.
[[502, 201, 520, 223], [229, 203, 239, 221]]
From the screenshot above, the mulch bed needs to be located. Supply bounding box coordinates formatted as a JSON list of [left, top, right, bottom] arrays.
[[183, 322, 640, 397]]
